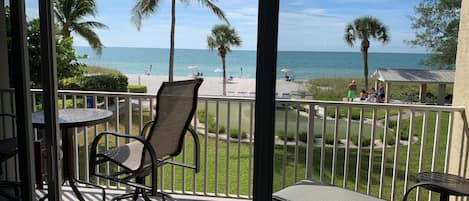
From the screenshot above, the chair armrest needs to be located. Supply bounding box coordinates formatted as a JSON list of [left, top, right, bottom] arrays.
[[140, 121, 155, 137], [188, 127, 200, 173], [89, 131, 158, 176]]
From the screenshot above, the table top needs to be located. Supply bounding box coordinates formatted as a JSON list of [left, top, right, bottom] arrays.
[[32, 108, 113, 128]]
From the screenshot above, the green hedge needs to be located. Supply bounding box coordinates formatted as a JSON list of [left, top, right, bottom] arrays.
[[128, 85, 147, 93], [82, 73, 128, 92], [229, 128, 248, 139], [59, 73, 128, 92]]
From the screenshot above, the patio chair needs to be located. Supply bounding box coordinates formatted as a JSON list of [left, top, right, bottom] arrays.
[[402, 172, 469, 201], [0, 113, 20, 201], [273, 180, 385, 201], [90, 79, 203, 201]]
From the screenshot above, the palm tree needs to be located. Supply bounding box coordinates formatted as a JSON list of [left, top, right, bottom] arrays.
[[132, 0, 228, 82], [344, 16, 390, 90], [54, 0, 108, 54], [207, 24, 242, 96]]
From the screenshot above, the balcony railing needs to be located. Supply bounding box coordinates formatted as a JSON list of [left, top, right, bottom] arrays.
[[1, 88, 465, 201]]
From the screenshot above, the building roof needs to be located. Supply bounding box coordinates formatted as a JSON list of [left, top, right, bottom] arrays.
[[371, 68, 455, 84]]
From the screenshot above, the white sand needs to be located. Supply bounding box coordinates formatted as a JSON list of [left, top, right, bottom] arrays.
[[126, 74, 306, 97]]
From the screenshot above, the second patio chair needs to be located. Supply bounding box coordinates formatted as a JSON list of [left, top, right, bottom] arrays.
[[90, 79, 203, 200]]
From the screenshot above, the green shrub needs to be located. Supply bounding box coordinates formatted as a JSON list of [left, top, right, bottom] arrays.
[[81, 73, 128, 92], [350, 135, 371, 146], [208, 122, 217, 133], [197, 110, 206, 123], [218, 125, 226, 133], [360, 138, 372, 146], [58, 77, 82, 90], [207, 121, 226, 133], [230, 129, 248, 139], [351, 112, 361, 120], [387, 120, 398, 129], [128, 85, 147, 93], [380, 134, 396, 145], [324, 134, 335, 145], [277, 131, 295, 141], [298, 131, 308, 142]]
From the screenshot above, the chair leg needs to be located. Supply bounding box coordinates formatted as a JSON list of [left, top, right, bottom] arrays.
[[440, 193, 449, 201]]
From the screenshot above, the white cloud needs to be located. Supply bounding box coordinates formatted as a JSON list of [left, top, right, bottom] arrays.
[[288, 0, 304, 6], [225, 7, 258, 25], [301, 8, 327, 16]]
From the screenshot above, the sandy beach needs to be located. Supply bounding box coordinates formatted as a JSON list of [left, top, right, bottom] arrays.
[[126, 74, 306, 97]]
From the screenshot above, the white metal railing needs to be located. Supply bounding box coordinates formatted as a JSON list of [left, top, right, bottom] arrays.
[[4, 88, 465, 200]]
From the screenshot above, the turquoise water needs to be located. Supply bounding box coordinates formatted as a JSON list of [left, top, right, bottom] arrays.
[[76, 46, 429, 79]]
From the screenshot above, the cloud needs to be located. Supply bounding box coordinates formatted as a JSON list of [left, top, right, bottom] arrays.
[[301, 8, 327, 16], [225, 7, 258, 25], [288, 0, 304, 6]]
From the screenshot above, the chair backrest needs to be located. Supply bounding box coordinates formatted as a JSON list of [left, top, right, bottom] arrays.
[[144, 79, 203, 163]]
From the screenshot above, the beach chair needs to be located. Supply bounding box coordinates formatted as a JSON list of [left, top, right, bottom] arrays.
[[89, 79, 203, 200]]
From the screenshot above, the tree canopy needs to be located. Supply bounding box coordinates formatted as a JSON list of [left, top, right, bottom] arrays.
[[409, 0, 461, 69], [27, 19, 84, 87]]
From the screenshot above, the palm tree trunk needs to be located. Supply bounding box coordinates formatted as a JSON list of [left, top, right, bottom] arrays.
[[361, 39, 370, 90], [362, 48, 369, 90], [168, 0, 176, 82], [222, 55, 226, 96]]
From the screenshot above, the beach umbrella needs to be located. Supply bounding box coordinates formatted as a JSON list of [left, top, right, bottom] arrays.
[[187, 65, 199, 75], [187, 65, 199, 70], [280, 68, 292, 73], [214, 68, 223, 73]]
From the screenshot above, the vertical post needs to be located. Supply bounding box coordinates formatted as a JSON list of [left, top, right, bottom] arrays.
[[253, 0, 279, 199], [0, 0, 15, 181], [437, 84, 446, 105], [9, 0, 36, 200], [39, 0, 62, 200], [419, 83, 427, 103], [385, 81, 390, 103], [449, 0, 469, 193], [0, 0, 10, 87]]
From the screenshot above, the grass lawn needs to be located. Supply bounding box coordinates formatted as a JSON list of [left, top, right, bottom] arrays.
[[198, 102, 388, 140], [66, 102, 450, 201]]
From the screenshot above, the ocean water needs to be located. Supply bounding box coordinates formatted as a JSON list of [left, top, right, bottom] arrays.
[[75, 46, 429, 80]]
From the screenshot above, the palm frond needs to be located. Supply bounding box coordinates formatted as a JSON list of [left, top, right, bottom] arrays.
[[73, 24, 104, 54], [344, 23, 356, 47], [195, 0, 229, 24], [131, 0, 160, 30], [78, 21, 109, 30]]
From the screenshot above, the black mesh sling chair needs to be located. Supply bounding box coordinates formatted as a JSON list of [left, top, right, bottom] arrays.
[[402, 172, 469, 201], [90, 79, 203, 200], [0, 113, 19, 201]]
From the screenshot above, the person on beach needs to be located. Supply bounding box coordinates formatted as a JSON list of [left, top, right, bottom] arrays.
[[377, 84, 385, 103], [347, 80, 357, 102], [360, 89, 368, 101], [368, 87, 376, 102]]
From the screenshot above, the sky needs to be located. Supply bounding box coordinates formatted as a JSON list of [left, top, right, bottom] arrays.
[[24, 0, 426, 53]]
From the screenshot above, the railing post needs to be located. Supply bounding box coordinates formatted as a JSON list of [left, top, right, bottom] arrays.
[[305, 104, 315, 180]]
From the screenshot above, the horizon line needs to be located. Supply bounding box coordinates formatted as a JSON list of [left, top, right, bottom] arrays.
[[74, 45, 428, 55]]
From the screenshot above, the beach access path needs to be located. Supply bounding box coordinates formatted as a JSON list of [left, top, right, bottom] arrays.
[[126, 74, 304, 96]]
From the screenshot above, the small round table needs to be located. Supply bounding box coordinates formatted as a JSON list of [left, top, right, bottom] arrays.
[[32, 108, 113, 201]]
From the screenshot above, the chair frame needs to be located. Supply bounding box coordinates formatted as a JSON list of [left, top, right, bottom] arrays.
[[90, 79, 202, 200]]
